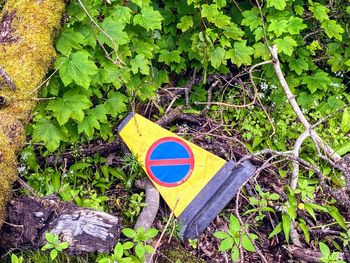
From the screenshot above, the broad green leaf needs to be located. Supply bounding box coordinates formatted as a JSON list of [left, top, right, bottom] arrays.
[[266, 0, 287, 10], [133, 6, 163, 31], [145, 228, 158, 238], [213, 231, 230, 239], [341, 108, 350, 133], [253, 42, 270, 60], [309, 3, 329, 22], [158, 50, 181, 65], [319, 242, 330, 257], [50, 250, 58, 260], [321, 20, 344, 41], [231, 246, 239, 261], [131, 54, 150, 75], [302, 71, 331, 93], [209, 46, 226, 69], [132, 0, 151, 8], [289, 58, 309, 75], [219, 237, 234, 251], [288, 17, 307, 34], [122, 228, 137, 238], [135, 243, 145, 259], [46, 89, 92, 126], [111, 5, 132, 24], [122, 241, 134, 250], [78, 115, 100, 137], [56, 28, 86, 56], [114, 242, 124, 259], [201, 4, 219, 18], [32, 119, 66, 152], [241, 235, 255, 252], [225, 41, 254, 67], [177, 16, 193, 32], [99, 17, 130, 47], [274, 36, 297, 56], [268, 19, 288, 37], [105, 91, 127, 117], [55, 51, 98, 89], [241, 7, 261, 31]]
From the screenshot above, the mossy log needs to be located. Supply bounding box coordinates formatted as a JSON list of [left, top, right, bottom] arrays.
[[0, 0, 65, 225]]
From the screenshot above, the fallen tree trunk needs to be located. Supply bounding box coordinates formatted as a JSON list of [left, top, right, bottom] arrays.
[[0, 196, 120, 254], [0, 0, 65, 226]]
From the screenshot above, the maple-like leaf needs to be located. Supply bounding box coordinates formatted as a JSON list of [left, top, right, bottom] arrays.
[[105, 91, 127, 117], [225, 41, 254, 67], [158, 50, 181, 65], [309, 3, 329, 22], [266, 0, 287, 10], [56, 28, 86, 56], [99, 17, 130, 47], [55, 51, 98, 89], [46, 89, 92, 125], [133, 6, 163, 31], [321, 20, 344, 41], [209, 46, 226, 69], [268, 19, 288, 37], [78, 115, 100, 138], [289, 58, 309, 75], [32, 119, 66, 152], [287, 17, 307, 34], [302, 71, 331, 93], [130, 54, 150, 75], [274, 36, 297, 56], [241, 7, 261, 31]]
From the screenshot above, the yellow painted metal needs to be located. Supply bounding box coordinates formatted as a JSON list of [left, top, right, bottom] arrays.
[[119, 113, 227, 216]]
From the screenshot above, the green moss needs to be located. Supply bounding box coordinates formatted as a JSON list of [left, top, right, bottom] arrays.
[[0, 0, 65, 226], [158, 241, 205, 263]]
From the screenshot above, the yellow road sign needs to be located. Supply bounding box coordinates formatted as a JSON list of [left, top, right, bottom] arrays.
[[118, 113, 255, 238]]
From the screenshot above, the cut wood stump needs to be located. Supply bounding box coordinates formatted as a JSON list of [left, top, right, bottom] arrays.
[[0, 196, 121, 255]]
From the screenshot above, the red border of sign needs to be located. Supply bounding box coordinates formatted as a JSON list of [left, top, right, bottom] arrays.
[[145, 137, 195, 187]]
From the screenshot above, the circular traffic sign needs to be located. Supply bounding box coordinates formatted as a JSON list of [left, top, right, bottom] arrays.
[[145, 137, 195, 187]]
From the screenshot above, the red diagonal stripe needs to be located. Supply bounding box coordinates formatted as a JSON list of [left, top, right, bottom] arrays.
[[148, 158, 191, 166]]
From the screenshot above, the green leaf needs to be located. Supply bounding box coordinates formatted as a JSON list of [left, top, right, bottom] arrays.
[[336, 141, 350, 156], [321, 20, 344, 41], [231, 246, 239, 262], [130, 54, 150, 75], [327, 206, 347, 230], [225, 40, 254, 67], [319, 242, 330, 257], [209, 46, 226, 69], [55, 51, 98, 89], [114, 242, 124, 259], [241, 235, 255, 252], [287, 17, 307, 34], [213, 231, 230, 239], [298, 219, 310, 244], [99, 17, 130, 47], [135, 243, 145, 259], [122, 241, 134, 250], [341, 109, 350, 133], [59, 242, 69, 250], [266, 0, 287, 10], [111, 5, 132, 24], [50, 250, 58, 260], [78, 115, 100, 137], [241, 7, 261, 31], [219, 237, 234, 251], [302, 71, 331, 93], [105, 91, 127, 117], [274, 36, 297, 56], [289, 58, 309, 75], [309, 3, 329, 22], [158, 50, 181, 65], [133, 6, 163, 31], [56, 28, 86, 56], [268, 19, 288, 37], [145, 228, 158, 238], [46, 89, 92, 126], [177, 16, 193, 32], [122, 228, 137, 238], [32, 119, 66, 152], [282, 214, 291, 242]]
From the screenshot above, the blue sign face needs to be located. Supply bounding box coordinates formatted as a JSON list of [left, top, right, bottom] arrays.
[[145, 137, 195, 187]]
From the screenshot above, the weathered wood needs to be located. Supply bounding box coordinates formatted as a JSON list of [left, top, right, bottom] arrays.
[[0, 196, 121, 255], [0, 0, 65, 226]]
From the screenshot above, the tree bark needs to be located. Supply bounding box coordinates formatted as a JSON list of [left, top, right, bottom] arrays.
[[0, 0, 65, 226]]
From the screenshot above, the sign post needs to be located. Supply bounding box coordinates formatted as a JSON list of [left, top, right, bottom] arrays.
[[118, 113, 255, 239]]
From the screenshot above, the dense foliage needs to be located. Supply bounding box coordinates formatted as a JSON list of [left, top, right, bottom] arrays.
[[11, 0, 350, 262]]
